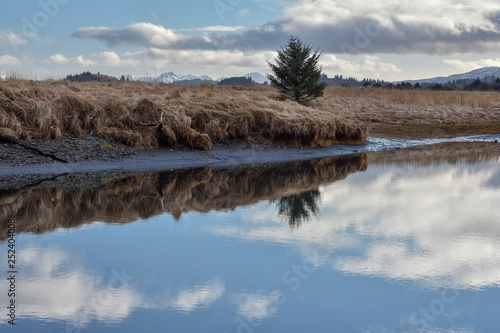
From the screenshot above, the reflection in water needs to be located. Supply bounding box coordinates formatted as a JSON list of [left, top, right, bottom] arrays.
[[274, 189, 321, 228], [0, 154, 367, 239], [0, 244, 226, 327], [212, 142, 500, 290], [1, 142, 500, 331]]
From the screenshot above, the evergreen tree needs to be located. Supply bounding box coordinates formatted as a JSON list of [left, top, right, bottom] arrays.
[[267, 36, 326, 104]]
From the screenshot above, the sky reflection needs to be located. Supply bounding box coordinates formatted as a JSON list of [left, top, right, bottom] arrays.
[[1, 143, 499, 331]]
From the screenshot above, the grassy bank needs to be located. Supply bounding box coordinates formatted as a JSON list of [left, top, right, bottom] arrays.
[[0, 80, 367, 150], [2, 81, 499, 150]]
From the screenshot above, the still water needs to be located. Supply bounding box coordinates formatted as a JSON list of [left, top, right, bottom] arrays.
[[1, 143, 500, 332]]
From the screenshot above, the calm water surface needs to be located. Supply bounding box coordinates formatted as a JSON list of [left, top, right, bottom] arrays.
[[1, 144, 500, 332]]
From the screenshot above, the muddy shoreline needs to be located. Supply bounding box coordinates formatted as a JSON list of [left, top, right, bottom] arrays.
[[1, 134, 500, 191]]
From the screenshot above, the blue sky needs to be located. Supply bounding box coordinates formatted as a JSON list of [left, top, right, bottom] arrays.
[[1, 0, 500, 81]]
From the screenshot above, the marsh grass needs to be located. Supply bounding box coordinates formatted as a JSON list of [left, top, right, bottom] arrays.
[[313, 87, 500, 138], [0, 80, 367, 149]]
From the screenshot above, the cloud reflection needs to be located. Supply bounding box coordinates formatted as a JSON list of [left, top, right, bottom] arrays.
[[231, 292, 280, 320], [0, 247, 225, 326], [169, 280, 225, 313], [213, 158, 500, 290]]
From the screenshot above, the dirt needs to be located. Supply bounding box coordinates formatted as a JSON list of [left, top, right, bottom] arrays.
[[0, 133, 137, 166]]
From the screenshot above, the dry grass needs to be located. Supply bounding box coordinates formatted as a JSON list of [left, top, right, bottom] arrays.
[[0, 80, 367, 149], [311, 87, 500, 138], [0, 155, 367, 239]]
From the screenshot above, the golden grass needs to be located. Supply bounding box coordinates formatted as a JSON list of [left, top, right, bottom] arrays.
[[312, 87, 500, 138], [0, 80, 367, 149]]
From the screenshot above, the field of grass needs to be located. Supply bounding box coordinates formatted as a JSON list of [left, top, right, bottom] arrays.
[[314, 87, 500, 138], [1, 80, 499, 151], [0, 80, 367, 150]]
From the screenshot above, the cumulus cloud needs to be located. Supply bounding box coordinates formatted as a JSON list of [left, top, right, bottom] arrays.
[[443, 58, 500, 72], [73, 22, 286, 51], [43, 49, 278, 77], [41, 53, 70, 65], [0, 30, 26, 46], [178, 25, 250, 32], [322, 55, 401, 77], [72, 23, 191, 49], [281, 0, 500, 54], [0, 55, 20, 65], [42, 51, 138, 67], [72, 1, 500, 54]]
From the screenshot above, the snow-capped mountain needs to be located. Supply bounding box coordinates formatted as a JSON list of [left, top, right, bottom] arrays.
[[121, 71, 270, 84], [399, 66, 500, 84], [123, 72, 215, 84], [244, 72, 269, 84]]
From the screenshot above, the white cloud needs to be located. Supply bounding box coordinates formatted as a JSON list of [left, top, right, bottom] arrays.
[[178, 25, 250, 32], [72, 1, 500, 54], [75, 51, 125, 67], [73, 23, 188, 48], [280, 0, 500, 54], [238, 9, 250, 15], [322, 54, 401, 77], [443, 58, 500, 72], [0, 55, 20, 65], [42, 53, 70, 65], [42, 52, 138, 67], [0, 30, 27, 46]]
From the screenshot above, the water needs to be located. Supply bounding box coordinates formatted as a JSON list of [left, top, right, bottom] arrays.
[[1, 143, 500, 332]]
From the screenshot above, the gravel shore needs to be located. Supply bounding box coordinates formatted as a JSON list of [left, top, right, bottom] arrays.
[[1, 133, 499, 191]]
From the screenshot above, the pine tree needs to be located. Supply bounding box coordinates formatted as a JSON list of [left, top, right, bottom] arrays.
[[267, 36, 326, 104]]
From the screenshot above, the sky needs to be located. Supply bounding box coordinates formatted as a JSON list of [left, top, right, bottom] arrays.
[[1, 0, 500, 81]]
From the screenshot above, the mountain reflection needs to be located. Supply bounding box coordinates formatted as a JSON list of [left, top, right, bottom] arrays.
[[0, 154, 367, 239]]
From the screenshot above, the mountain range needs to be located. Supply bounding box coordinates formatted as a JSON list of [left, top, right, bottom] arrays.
[[398, 66, 500, 85], [122, 66, 500, 86], [122, 72, 270, 84]]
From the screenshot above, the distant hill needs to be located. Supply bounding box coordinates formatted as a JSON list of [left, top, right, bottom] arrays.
[[218, 76, 255, 86], [244, 72, 269, 84], [66, 71, 118, 83], [398, 66, 500, 85]]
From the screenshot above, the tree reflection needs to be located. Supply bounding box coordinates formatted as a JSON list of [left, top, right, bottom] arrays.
[[275, 189, 321, 228]]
